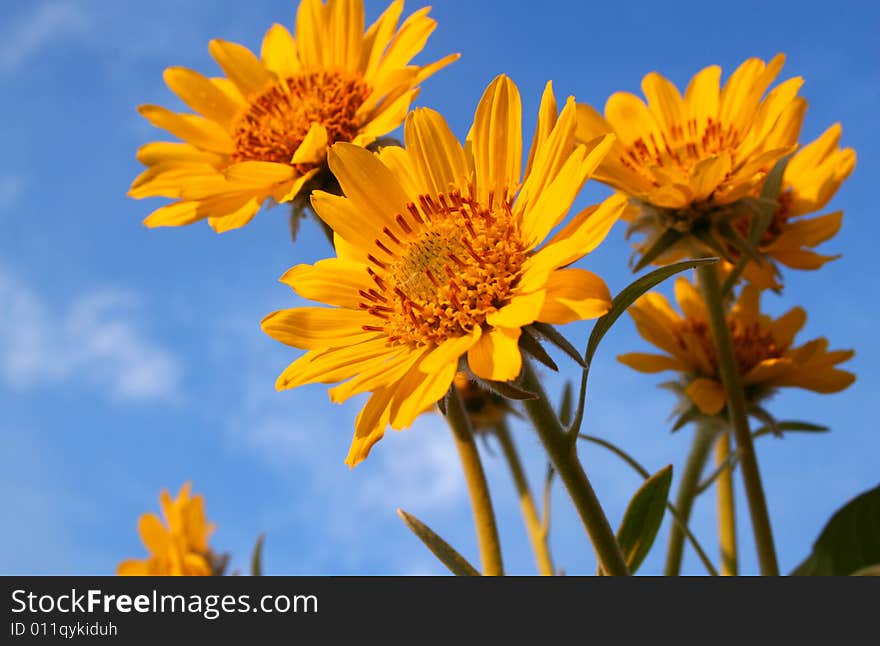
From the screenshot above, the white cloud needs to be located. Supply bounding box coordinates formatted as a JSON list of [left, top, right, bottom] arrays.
[[0, 1, 89, 74], [0, 269, 182, 402]]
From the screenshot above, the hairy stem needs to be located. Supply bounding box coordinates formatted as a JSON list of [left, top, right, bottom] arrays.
[[519, 360, 630, 576], [696, 262, 778, 575]]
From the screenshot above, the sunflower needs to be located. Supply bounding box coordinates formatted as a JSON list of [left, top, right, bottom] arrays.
[[739, 124, 856, 288], [576, 54, 806, 268], [618, 277, 855, 415], [118, 483, 217, 576], [130, 0, 458, 233], [262, 75, 626, 466]]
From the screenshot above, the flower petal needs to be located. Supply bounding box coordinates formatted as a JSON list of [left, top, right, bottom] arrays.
[[685, 378, 726, 415], [537, 268, 611, 325], [467, 327, 522, 382]]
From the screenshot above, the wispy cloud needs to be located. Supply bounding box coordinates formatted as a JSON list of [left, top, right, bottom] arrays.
[[0, 1, 90, 75], [0, 268, 182, 402]]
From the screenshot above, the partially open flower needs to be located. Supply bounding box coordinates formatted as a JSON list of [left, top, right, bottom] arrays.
[[738, 124, 856, 288], [576, 55, 806, 271], [618, 277, 855, 415], [130, 0, 458, 233], [118, 483, 221, 576], [262, 75, 625, 466]]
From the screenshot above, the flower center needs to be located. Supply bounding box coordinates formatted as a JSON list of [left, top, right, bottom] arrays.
[[231, 71, 370, 171], [358, 189, 527, 347], [618, 118, 740, 186], [679, 316, 784, 377]]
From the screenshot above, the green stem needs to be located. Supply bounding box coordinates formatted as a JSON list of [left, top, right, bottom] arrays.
[[495, 420, 555, 576], [519, 360, 630, 576], [664, 423, 716, 576], [716, 430, 738, 576], [445, 386, 504, 576], [696, 262, 779, 575]]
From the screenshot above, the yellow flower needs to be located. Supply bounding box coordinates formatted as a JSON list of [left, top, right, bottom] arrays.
[[618, 277, 855, 415], [118, 483, 216, 576], [576, 55, 805, 267], [130, 0, 458, 233], [740, 124, 856, 288], [262, 75, 626, 466], [454, 372, 509, 431]]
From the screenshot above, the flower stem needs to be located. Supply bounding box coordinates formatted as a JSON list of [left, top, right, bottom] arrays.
[[696, 262, 779, 575], [664, 423, 715, 576], [716, 430, 738, 576], [519, 359, 630, 576], [494, 420, 555, 576], [445, 386, 504, 576]]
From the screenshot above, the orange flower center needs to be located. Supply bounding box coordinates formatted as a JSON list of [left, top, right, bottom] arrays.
[[358, 189, 527, 347], [618, 117, 741, 184], [231, 71, 370, 171], [680, 316, 784, 377]]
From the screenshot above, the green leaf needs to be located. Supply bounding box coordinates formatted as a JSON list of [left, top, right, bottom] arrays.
[[250, 533, 265, 577], [791, 483, 880, 576], [518, 328, 559, 372], [397, 509, 481, 576], [615, 465, 674, 574], [633, 228, 684, 272], [558, 381, 574, 427], [585, 258, 717, 368], [670, 404, 701, 433], [752, 420, 829, 440], [529, 322, 586, 368]]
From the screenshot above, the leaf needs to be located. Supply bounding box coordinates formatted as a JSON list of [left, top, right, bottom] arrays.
[[633, 228, 684, 272], [670, 404, 701, 432], [518, 328, 559, 372], [615, 465, 674, 574], [477, 376, 539, 400], [752, 420, 828, 440], [791, 483, 880, 576], [529, 322, 586, 368], [760, 154, 792, 202], [397, 509, 481, 576], [558, 381, 574, 427], [567, 258, 717, 445], [250, 533, 265, 577], [749, 405, 781, 437], [585, 258, 717, 369]]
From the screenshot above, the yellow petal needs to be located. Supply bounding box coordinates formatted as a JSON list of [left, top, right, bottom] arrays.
[[261, 307, 377, 350], [689, 152, 731, 202], [674, 277, 706, 321], [138, 514, 170, 554], [390, 356, 458, 429], [163, 67, 242, 127], [224, 161, 295, 187], [486, 290, 546, 328], [117, 559, 151, 576], [685, 378, 726, 415], [537, 268, 611, 325], [770, 307, 806, 349], [204, 196, 263, 233], [642, 71, 686, 136], [138, 105, 234, 154], [278, 338, 400, 392], [346, 385, 395, 467], [467, 327, 522, 382], [279, 258, 371, 308], [290, 123, 329, 166], [618, 352, 684, 373], [404, 108, 468, 197], [261, 23, 300, 77], [526, 81, 559, 176], [420, 327, 482, 373], [143, 200, 206, 228], [324, 0, 364, 71], [208, 39, 272, 97], [684, 65, 721, 134], [327, 142, 411, 231], [469, 74, 522, 202]]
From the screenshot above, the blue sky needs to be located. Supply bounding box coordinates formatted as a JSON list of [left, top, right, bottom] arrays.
[[0, 0, 877, 576]]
